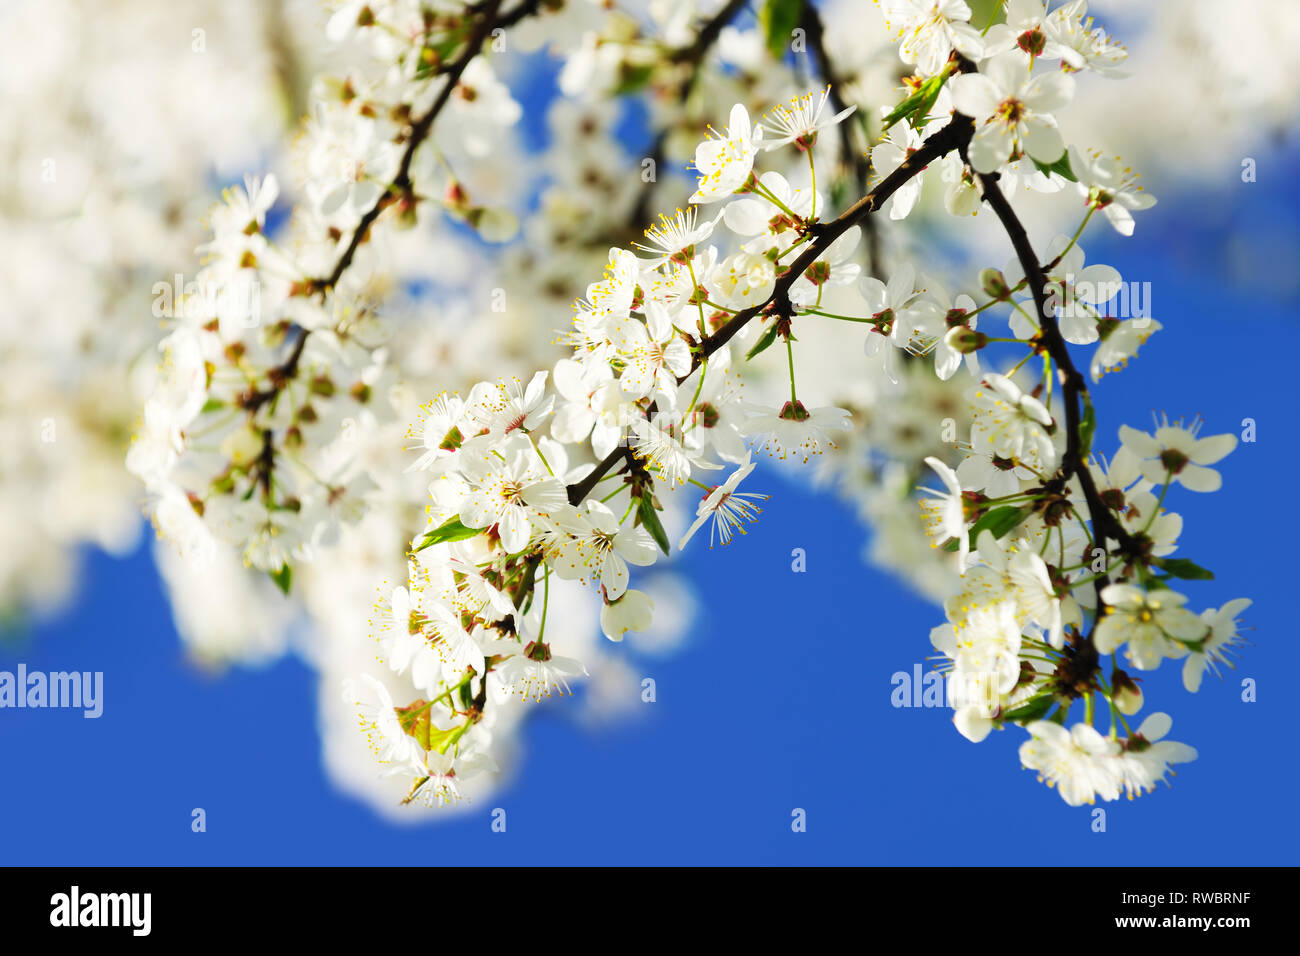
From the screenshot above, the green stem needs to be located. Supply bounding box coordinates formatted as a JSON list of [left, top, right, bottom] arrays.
[[537, 562, 550, 643], [751, 179, 802, 222], [686, 356, 708, 416], [1045, 208, 1095, 272], [808, 150, 817, 221], [785, 336, 798, 403], [1141, 478, 1172, 535], [799, 307, 877, 324]]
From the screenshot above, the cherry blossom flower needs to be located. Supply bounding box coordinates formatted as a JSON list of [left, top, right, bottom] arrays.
[[1094, 584, 1208, 670], [634, 207, 721, 266], [468, 371, 555, 438], [789, 228, 863, 305], [616, 301, 692, 404], [630, 413, 721, 486], [678, 452, 770, 550], [741, 401, 852, 463], [458, 437, 567, 552], [415, 748, 499, 807], [983, 0, 1084, 68], [968, 373, 1057, 469], [1117, 713, 1197, 798], [1091, 317, 1161, 381], [1046, 0, 1128, 77], [919, 456, 969, 566], [1118, 421, 1237, 492], [405, 394, 473, 473], [950, 51, 1074, 174], [342, 674, 425, 775], [600, 588, 655, 642], [758, 87, 856, 151], [1019, 721, 1122, 806], [878, 0, 985, 77], [1183, 598, 1251, 692], [689, 104, 760, 204], [1069, 146, 1157, 236], [489, 637, 589, 703], [552, 500, 658, 600], [871, 124, 927, 221]]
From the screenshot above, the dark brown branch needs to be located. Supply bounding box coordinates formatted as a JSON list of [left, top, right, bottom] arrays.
[[973, 171, 1138, 564], [255, 428, 275, 501], [495, 0, 547, 30], [670, 0, 750, 67], [244, 0, 518, 418], [322, 0, 507, 291], [566, 112, 976, 505], [630, 0, 750, 229], [799, 1, 879, 276], [240, 0, 545, 507], [567, 447, 632, 506], [696, 113, 973, 363]]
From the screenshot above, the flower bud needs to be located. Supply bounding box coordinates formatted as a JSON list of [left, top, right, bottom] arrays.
[[945, 325, 988, 354], [395, 191, 420, 230], [220, 425, 263, 468], [466, 206, 519, 243], [980, 267, 1011, 300], [600, 589, 654, 642], [442, 179, 469, 211], [1111, 668, 1143, 715]]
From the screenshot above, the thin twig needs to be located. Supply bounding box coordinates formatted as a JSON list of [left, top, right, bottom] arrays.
[[566, 113, 975, 505]]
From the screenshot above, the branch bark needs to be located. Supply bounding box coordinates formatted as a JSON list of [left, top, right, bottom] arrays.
[[798, 0, 879, 275], [566, 112, 976, 505]]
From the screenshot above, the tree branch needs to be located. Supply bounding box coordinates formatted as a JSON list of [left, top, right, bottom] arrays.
[[322, 0, 507, 291], [566, 112, 976, 505], [973, 172, 1138, 561], [630, 0, 751, 228], [798, 0, 879, 275], [241, 0, 542, 498], [670, 0, 750, 67]]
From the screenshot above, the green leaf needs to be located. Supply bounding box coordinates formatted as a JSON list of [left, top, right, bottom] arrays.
[[395, 700, 461, 753], [612, 62, 655, 96], [745, 321, 781, 361], [200, 397, 225, 414], [760, 0, 804, 61], [881, 68, 951, 132], [1030, 151, 1077, 182], [415, 516, 481, 552], [971, 505, 1029, 540], [942, 506, 1029, 552], [637, 495, 671, 556], [968, 0, 1004, 28], [1079, 393, 1096, 456], [881, 89, 926, 132], [1002, 694, 1056, 724], [269, 564, 292, 596], [412, 34, 466, 81], [396, 700, 432, 748], [1154, 557, 1215, 581]]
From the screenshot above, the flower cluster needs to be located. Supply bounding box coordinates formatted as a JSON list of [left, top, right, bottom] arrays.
[[354, 0, 1252, 808], [120, 0, 1255, 811], [869, 0, 1247, 806], [129, 1, 528, 580], [355, 89, 889, 799]]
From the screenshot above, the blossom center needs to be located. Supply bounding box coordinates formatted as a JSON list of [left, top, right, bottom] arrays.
[[1017, 29, 1046, 56], [1159, 448, 1189, 474], [996, 97, 1026, 125]]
